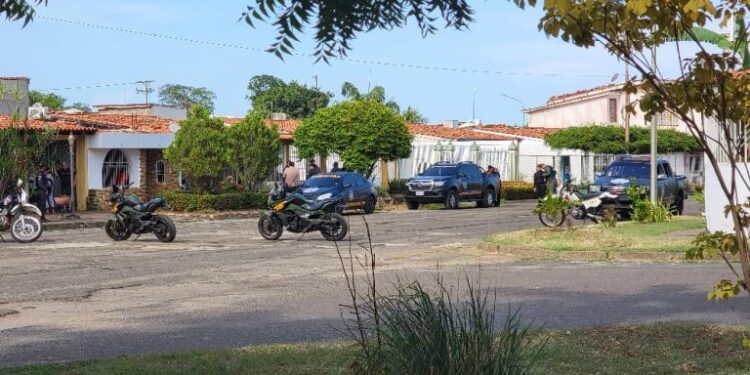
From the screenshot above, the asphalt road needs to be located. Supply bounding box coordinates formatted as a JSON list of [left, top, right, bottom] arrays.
[[1, 200, 747, 368]]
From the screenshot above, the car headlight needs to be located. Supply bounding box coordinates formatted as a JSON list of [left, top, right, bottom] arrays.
[[317, 193, 333, 201], [434, 180, 445, 187]]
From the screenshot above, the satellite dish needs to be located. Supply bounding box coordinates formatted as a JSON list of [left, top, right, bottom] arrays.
[[28, 103, 47, 119], [168, 123, 180, 133]]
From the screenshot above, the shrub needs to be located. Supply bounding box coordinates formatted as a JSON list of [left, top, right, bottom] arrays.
[[502, 181, 536, 200], [388, 178, 409, 194], [601, 207, 618, 228], [352, 278, 545, 375], [157, 190, 267, 212]]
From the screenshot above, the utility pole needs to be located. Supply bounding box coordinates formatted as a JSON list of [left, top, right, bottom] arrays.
[[472, 88, 477, 121], [649, 37, 658, 205], [624, 64, 630, 149], [135, 80, 155, 104], [313, 75, 319, 89]]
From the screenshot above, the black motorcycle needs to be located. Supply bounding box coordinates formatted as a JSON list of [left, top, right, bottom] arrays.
[[258, 184, 348, 241], [0, 178, 44, 243], [105, 183, 176, 242]]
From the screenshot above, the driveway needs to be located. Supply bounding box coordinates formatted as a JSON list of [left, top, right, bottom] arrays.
[[2, 199, 742, 368]]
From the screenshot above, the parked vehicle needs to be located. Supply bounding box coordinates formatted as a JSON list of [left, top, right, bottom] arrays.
[[298, 172, 378, 214], [590, 157, 687, 214], [105, 183, 176, 242], [537, 185, 621, 227], [0, 179, 43, 243], [258, 184, 348, 241], [404, 161, 501, 210]]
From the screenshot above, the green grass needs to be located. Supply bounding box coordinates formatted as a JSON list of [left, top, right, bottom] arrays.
[[484, 216, 706, 254], [4, 324, 748, 375]]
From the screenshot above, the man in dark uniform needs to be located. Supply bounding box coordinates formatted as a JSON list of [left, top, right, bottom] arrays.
[[533, 164, 546, 198]]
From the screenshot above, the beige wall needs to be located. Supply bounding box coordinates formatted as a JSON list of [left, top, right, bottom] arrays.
[[527, 90, 690, 133]]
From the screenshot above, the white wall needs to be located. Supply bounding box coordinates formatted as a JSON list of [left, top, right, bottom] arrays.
[[705, 161, 748, 232], [88, 133, 174, 149], [395, 137, 512, 181], [87, 148, 141, 189]]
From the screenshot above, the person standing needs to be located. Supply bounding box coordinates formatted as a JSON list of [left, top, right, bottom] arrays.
[[330, 161, 342, 173], [533, 164, 546, 198], [32, 165, 49, 221], [307, 159, 321, 178], [43, 166, 55, 214], [543, 164, 558, 196], [282, 161, 300, 193]]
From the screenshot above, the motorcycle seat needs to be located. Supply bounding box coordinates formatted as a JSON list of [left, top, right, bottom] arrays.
[[135, 197, 165, 213]]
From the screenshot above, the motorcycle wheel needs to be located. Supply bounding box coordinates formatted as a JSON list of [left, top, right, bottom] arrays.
[[152, 215, 177, 243], [105, 218, 132, 241], [10, 215, 43, 243], [538, 210, 566, 227], [258, 215, 283, 240], [320, 213, 348, 241]]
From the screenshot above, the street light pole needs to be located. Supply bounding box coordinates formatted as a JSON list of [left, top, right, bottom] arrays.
[[499, 93, 526, 126], [650, 39, 658, 204], [67, 133, 78, 217]]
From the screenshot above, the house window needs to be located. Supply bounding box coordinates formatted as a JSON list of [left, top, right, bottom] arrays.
[[102, 149, 130, 187], [155, 160, 166, 184], [608, 98, 618, 123]]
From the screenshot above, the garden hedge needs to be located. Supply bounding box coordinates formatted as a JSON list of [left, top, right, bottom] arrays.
[[501, 181, 536, 200], [157, 191, 267, 212]]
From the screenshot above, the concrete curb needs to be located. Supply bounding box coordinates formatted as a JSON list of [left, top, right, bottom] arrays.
[[478, 242, 690, 262], [43, 211, 262, 231]]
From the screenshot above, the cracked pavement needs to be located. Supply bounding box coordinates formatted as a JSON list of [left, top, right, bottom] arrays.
[[1, 200, 748, 368]]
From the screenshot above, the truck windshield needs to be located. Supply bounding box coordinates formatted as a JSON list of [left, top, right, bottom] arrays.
[[604, 164, 650, 179], [422, 166, 457, 176]]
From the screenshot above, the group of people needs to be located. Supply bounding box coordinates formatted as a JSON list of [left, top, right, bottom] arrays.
[[281, 159, 345, 193], [533, 163, 558, 198], [30, 162, 72, 220]]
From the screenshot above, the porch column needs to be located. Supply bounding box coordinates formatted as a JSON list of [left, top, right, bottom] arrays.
[[75, 135, 89, 211], [380, 160, 390, 190]]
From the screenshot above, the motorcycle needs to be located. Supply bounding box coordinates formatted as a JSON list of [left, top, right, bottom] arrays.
[[258, 184, 348, 241], [0, 178, 44, 243], [105, 183, 176, 242], [537, 181, 620, 227]]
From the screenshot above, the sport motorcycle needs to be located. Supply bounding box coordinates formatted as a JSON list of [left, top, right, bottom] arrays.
[[105, 183, 176, 242], [258, 184, 348, 241]]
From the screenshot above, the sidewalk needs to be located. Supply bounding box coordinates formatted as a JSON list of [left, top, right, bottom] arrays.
[[43, 210, 260, 231]]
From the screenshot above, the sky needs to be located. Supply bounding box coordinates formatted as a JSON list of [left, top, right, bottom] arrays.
[[0, 0, 715, 124]]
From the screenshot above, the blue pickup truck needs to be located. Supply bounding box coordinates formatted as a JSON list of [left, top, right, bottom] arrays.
[[591, 157, 688, 214], [405, 161, 501, 210]]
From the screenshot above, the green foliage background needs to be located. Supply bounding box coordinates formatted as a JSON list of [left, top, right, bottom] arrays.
[[247, 75, 332, 119], [544, 125, 701, 154], [227, 112, 281, 192], [294, 100, 413, 178]]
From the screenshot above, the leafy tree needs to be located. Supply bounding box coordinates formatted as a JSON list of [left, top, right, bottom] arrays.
[[163, 105, 228, 192], [227, 112, 281, 192], [158, 84, 217, 113], [341, 82, 400, 112], [294, 100, 412, 178], [28, 90, 65, 111], [242, 0, 474, 61], [0, 82, 56, 197], [402, 106, 428, 123], [544, 125, 701, 154], [247, 74, 332, 118], [1, 0, 45, 26]]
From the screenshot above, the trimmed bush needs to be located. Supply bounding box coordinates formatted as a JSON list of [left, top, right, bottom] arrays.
[[502, 181, 536, 200], [157, 191, 267, 212], [388, 178, 409, 194]]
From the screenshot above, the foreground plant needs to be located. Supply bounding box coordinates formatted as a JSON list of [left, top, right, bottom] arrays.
[[335, 216, 545, 374]]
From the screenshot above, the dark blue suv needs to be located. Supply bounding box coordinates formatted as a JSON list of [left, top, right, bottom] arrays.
[[298, 172, 379, 214], [404, 161, 501, 210]]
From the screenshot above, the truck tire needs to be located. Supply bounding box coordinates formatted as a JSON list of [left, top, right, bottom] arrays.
[[445, 190, 459, 209], [406, 200, 420, 210], [479, 189, 495, 208]]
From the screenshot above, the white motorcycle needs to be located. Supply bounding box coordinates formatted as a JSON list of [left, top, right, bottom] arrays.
[[0, 179, 44, 243], [538, 181, 620, 227]]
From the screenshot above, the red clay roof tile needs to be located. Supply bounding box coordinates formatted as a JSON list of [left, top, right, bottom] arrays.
[[0, 115, 96, 133], [53, 113, 173, 133], [408, 123, 517, 141], [471, 124, 558, 139]]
